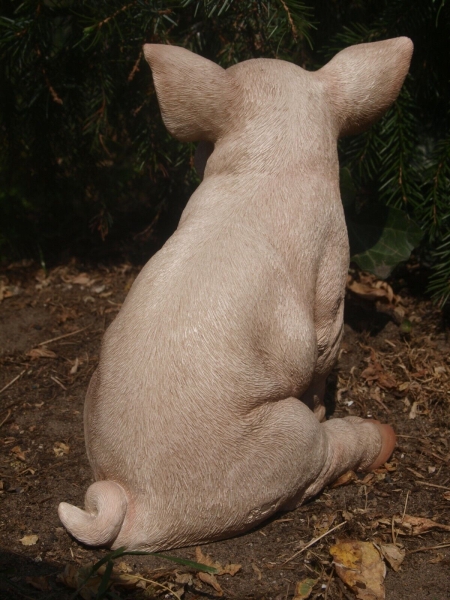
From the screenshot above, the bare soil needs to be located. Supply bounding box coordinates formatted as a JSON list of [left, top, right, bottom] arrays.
[[1, 260, 449, 600]]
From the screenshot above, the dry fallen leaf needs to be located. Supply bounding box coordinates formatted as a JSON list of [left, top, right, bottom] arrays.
[[428, 553, 444, 564], [443, 491, 450, 501], [27, 346, 57, 360], [53, 442, 70, 457], [25, 576, 50, 591], [195, 547, 221, 571], [330, 540, 386, 600], [396, 515, 450, 535], [197, 571, 223, 595], [347, 279, 391, 301], [361, 349, 397, 390], [175, 572, 194, 585], [0, 283, 21, 302], [195, 547, 241, 576], [293, 577, 317, 599], [20, 534, 39, 546], [58, 562, 153, 599], [221, 562, 241, 576], [71, 273, 95, 286], [378, 543, 405, 572], [58, 564, 102, 600], [314, 513, 337, 536], [331, 470, 357, 488], [11, 445, 27, 462]]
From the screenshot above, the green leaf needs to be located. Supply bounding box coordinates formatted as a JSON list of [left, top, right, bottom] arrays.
[[124, 550, 219, 573], [347, 205, 423, 279]]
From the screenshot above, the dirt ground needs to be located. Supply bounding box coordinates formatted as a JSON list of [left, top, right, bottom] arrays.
[[1, 260, 449, 600]]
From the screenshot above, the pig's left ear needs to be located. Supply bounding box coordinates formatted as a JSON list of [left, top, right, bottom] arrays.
[[143, 44, 233, 142], [319, 37, 413, 137]]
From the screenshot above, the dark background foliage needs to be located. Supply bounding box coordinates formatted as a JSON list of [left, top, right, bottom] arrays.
[[1, 0, 449, 302]]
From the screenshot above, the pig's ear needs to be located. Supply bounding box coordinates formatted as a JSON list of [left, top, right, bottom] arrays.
[[320, 37, 413, 137], [143, 44, 232, 142]]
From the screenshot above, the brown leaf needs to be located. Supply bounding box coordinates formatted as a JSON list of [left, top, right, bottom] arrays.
[[396, 515, 450, 535], [378, 544, 405, 572], [71, 273, 95, 286], [347, 280, 390, 301], [11, 445, 27, 462], [314, 513, 337, 537], [347, 274, 401, 307], [195, 547, 221, 571], [377, 373, 397, 390], [360, 348, 397, 390], [194, 547, 240, 576], [57, 564, 102, 600], [175, 572, 194, 585], [26, 576, 50, 591], [331, 470, 357, 488], [197, 572, 223, 595], [429, 553, 444, 564], [27, 346, 57, 360], [221, 563, 241, 576], [330, 540, 386, 600], [53, 442, 70, 457], [0, 283, 21, 302], [57, 563, 150, 598]]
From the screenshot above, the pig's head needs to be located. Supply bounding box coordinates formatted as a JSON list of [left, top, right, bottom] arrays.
[[143, 39, 413, 177]]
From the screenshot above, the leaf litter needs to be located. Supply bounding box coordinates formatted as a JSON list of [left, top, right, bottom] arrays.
[[1, 262, 449, 599]]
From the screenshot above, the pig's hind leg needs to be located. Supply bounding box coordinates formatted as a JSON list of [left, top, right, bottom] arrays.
[[251, 398, 395, 512]]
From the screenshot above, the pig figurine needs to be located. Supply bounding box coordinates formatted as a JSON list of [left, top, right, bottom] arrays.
[[59, 38, 413, 551]]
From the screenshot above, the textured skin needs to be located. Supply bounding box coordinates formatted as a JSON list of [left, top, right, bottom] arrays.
[[58, 38, 413, 551]]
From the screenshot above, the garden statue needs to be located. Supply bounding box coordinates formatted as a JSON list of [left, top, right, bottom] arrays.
[[59, 37, 413, 550]]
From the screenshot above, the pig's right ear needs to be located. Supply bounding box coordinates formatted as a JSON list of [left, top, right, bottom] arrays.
[[320, 37, 413, 137], [143, 44, 232, 143]]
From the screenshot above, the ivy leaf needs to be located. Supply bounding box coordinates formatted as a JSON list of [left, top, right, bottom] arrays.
[[346, 205, 423, 279]]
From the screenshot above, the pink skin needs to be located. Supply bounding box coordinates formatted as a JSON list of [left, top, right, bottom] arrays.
[[57, 38, 412, 552], [367, 421, 396, 470]]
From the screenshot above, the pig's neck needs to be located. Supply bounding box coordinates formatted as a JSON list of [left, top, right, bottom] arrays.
[[178, 141, 347, 288]]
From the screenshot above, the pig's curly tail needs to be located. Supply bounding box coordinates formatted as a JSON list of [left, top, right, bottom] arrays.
[[58, 481, 127, 547]]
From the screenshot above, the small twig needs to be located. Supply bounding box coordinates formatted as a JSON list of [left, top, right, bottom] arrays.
[[128, 50, 143, 82], [324, 566, 334, 600], [279, 0, 298, 39], [280, 521, 346, 566], [414, 480, 450, 491], [408, 542, 450, 555], [391, 514, 397, 545], [50, 376, 67, 391], [401, 490, 410, 523], [121, 574, 181, 600], [97, 1, 137, 28], [0, 370, 26, 395], [38, 327, 89, 346], [0, 409, 11, 427]]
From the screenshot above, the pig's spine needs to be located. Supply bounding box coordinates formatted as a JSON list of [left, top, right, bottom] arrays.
[[58, 481, 127, 546]]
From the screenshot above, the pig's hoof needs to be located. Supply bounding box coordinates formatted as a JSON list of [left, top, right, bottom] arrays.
[[366, 421, 396, 470]]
